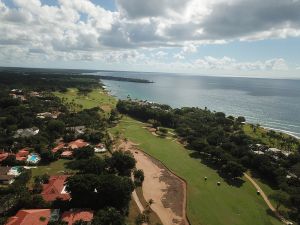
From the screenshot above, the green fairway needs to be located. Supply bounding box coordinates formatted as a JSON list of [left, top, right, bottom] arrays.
[[54, 88, 117, 113], [111, 117, 283, 225]]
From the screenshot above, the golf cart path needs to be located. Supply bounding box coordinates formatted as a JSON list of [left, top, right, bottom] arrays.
[[244, 173, 290, 225], [132, 189, 145, 213]]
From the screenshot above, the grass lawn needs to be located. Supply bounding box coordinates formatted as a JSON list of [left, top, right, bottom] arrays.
[[247, 171, 290, 213], [111, 117, 283, 225], [29, 159, 75, 186], [243, 124, 299, 151], [54, 88, 117, 113]]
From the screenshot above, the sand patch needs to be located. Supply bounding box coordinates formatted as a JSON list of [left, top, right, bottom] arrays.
[[118, 141, 189, 225]]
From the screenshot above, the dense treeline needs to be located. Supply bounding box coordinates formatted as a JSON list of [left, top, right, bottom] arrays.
[[63, 150, 136, 224], [0, 69, 102, 92], [117, 100, 300, 223]]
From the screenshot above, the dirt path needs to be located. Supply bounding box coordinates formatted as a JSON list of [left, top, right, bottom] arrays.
[[119, 141, 189, 225], [244, 173, 291, 225]]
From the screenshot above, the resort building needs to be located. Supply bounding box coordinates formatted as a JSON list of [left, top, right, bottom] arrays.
[[13, 127, 40, 138], [62, 210, 94, 225], [5, 209, 57, 225], [41, 175, 70, 202]]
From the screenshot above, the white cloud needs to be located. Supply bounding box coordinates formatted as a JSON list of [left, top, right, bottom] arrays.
[[183, 44, 197, 53], [194, 56, 289, 71], [0, 0, 299, 73], [174, 53, 185, 60]]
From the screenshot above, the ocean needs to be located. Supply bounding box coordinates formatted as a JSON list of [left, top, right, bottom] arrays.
[[91, 71, 300, 138]]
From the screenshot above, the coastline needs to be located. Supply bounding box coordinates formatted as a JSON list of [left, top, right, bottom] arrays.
[[263, 126, 300, 140], [102, 82, 300, 141]]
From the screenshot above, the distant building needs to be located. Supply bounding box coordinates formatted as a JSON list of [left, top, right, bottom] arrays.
[[267, 148, 281, 154], [52, 142, 66, 153], [37, 111, 61, 119], [13, 127, 39, 138], [10, 89, 23, 94], [7, 166, 22, 176], [66, 126, 86, 137], [5, 209, 59, 225], [253, 151, 265, 155], [68, 139, 89, 150], [266, 148, 292, 157], [41, 175, 70, 202], [0, 152, 9, 163], [29, 91, 42, 97], [0, 167, 15, 185], [94, 143, 107, 153], [62, 210, 94, 225], [16, 148, 29, 161], [61, 151, 73, 159]]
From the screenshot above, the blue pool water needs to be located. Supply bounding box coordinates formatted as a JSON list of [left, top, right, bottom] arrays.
[[27, 154, 39, 163]]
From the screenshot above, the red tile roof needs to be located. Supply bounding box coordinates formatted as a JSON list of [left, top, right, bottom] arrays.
[[15, 149, 29, 161], [62, 210, 94, 225], [6, 209, 51, 225], [0, 152, 9, 162], [61, 151, 73, 158], [41, 175, 70, 202], [52, 143, 66, 153], [68, 139, 88, 150]]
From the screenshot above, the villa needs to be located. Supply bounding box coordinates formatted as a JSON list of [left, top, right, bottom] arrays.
[[68, 139, 89, 150], [5, 209, 54, 225], [41, 175, 70, 202], [62, 210, 94, 225], [37, 111, 61, 119]]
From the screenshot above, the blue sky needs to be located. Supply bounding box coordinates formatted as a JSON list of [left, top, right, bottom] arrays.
[[0, 0, 300, 78]]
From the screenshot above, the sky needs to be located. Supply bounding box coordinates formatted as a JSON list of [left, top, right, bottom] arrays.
[[0, 0, 300, 78]]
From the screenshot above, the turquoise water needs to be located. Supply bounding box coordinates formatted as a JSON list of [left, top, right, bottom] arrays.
[[27, 154, 39, 163], [94, 71, 300, 138]]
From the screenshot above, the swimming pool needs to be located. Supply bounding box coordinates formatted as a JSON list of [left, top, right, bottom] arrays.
[[26, 154, 41, 164], [7, 166, 22, 176]]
